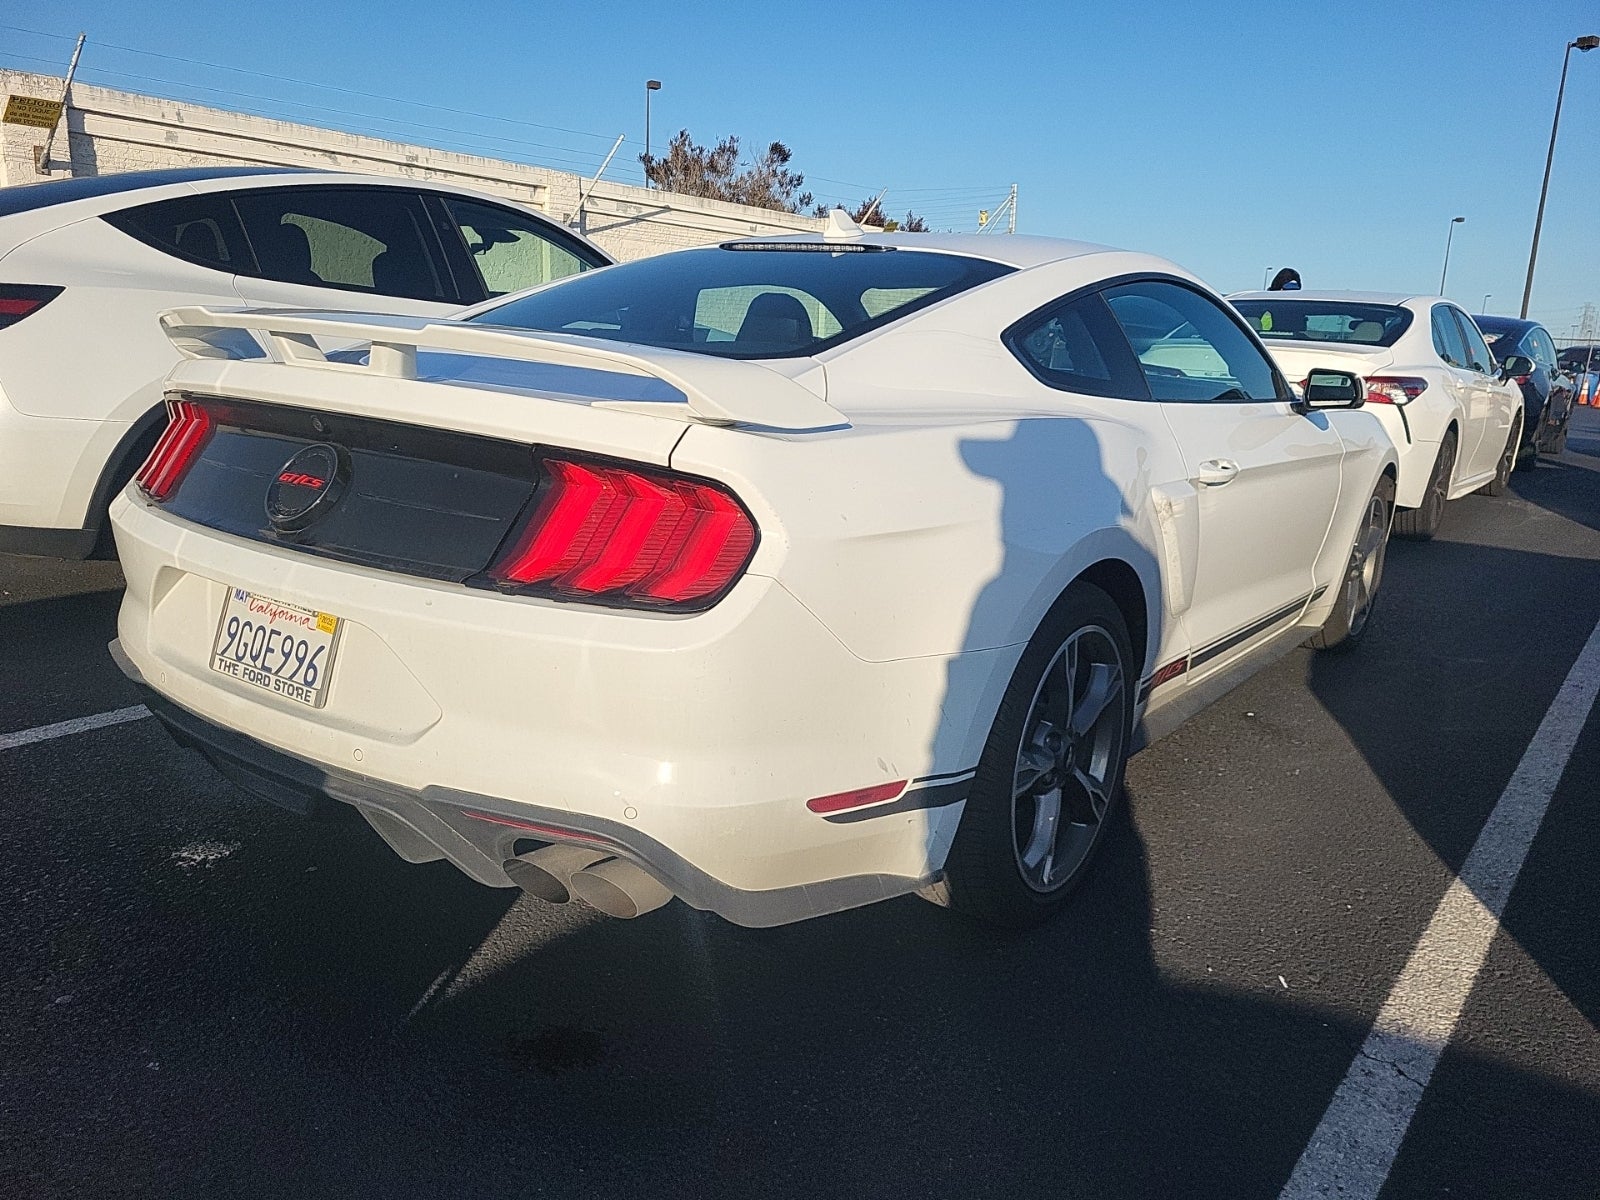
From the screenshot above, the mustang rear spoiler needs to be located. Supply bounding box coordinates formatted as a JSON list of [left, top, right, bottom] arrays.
[[158, 306, 845, 433]]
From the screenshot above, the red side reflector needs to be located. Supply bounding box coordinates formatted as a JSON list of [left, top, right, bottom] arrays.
[[134, 400, 214, 501], [488, 456, 757, 610], [806, 780, 907, 814]]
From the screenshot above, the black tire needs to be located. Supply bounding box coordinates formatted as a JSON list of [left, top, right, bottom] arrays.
[[939, 583, 1134, 931], [1477, 413, 1521, 496], [1393, 430, 1457, 540], [1306, 474, 1394, 653]]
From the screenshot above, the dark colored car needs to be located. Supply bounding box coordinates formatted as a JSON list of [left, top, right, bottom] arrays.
[[1473, 315, 1575, 464], [1557, 343, 1600, 377]]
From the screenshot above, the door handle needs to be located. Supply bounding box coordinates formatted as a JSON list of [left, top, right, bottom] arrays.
[[1196, 459, 1239, 486]]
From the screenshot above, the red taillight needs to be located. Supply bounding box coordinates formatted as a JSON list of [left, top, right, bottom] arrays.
[[0, 284, 64, 330], [1362, 376, 1429, 405], [487, 457, 758, 609], [134, 400, 214, 501]]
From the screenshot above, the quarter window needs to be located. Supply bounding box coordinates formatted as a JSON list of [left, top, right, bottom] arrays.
[[1007, 292, 1148, 399], [442, 197, 601, 298], [104, 194, 254, 272], [232, 187, 452, 302], [1103, 280, 1282, 402], [1431, 307, 1470, 368], [1452, 310, 1493, 374]]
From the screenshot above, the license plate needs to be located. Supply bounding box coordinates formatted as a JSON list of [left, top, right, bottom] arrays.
[[209, 587, 342, 708]]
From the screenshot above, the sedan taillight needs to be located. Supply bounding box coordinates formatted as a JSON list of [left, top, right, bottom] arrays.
[[1362, 376, 1429, 405], [0, 284, 64, 330], [486, 457, 757, 609], [135, 400, 214, 500]]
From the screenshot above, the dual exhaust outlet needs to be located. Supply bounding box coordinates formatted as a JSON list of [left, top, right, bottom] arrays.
[[503, 843, 673, 919]]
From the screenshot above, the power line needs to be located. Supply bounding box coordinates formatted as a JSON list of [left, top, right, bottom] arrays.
[[0, 21, 623, 145]]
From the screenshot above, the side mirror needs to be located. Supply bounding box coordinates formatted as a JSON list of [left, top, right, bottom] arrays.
[[1298, 369, 1365, 410], [1499, 354, 1535, 382]]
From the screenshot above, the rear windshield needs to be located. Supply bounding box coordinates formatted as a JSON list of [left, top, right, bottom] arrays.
[[1470, 317, 1520, 358], [469, 245, 1014, 359], [1231, 300, 1412, 348]]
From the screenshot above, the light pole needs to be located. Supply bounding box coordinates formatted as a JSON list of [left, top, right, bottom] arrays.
[[1520, 35, 1599, 317], [644, 79, 661, 188], [1481, 293, 1492, 314], [1439, 216, 1465, 295]]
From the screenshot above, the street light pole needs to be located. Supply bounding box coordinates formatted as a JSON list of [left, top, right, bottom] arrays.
[[644, 79, 661, 188], [1439, 216, 1465, 295], [1481, 293, 1492, 314], [1520, 36, 1599, 318]]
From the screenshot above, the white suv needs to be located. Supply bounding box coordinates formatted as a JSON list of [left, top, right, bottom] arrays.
[[0, 166, 609, 558], [1230, 291, 1525, 538]]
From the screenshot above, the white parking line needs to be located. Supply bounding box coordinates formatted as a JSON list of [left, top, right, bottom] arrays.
[[1280, 612, 1600, 1199], [0, 705, 150, 752]]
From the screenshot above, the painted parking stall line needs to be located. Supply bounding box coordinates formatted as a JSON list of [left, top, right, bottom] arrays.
[[1280, 612, 1600, 1200], [0, 705, 150, 753]]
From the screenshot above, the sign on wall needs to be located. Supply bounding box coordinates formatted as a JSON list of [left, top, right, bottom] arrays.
[[3, 95, 65, 129]]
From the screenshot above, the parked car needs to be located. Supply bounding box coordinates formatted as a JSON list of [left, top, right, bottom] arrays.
[[1230, 291, 1525, 539], [0, 166, 610, 559], [1472, 315, 1576, 461], [1557, 343, 1599, 379], [110, 228, 1396, 931]]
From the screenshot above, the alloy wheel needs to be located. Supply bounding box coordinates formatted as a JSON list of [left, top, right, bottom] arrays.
[[1342, 491, 1390, 639], [1011, 626, 1126, 893]]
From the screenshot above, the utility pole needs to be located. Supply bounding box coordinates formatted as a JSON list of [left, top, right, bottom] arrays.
[[35, 31, 85, 175], [1008, 183, 1017, 234]]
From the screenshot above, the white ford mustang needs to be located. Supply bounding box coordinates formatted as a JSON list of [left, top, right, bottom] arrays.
[[110, 224, 1397, 930]]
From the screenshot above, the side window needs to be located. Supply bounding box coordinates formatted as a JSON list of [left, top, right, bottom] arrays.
[[232, 188, 452, 302], [1007, 292, 1148, 399], [1452, 310, 1493, 374], [1431, 306, 1470, 368], [1529, 328, 1559, 370], [442, 197, 601, 299], [1102, 279, 1282, 402], [103, 194, 255, 273]]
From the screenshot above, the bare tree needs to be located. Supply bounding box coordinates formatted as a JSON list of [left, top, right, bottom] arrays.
[[642, 131, 814, 213]]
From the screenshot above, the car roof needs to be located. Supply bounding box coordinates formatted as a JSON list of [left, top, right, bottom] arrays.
[[1471, 314, 1536, 333], [0, 166, 316, 218], [1228, 289, 1429, 306], [720, 230, 1122, 270]]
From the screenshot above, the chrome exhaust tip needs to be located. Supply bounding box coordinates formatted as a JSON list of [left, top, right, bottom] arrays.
[[503, 844, 608, 903], [568, 857, 674, 919]]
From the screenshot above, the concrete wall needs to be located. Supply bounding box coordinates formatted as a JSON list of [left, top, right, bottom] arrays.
[[0, 69, 828, 259]]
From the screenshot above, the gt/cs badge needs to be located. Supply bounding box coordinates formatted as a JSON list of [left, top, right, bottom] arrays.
[[265, 443, 348, 532]]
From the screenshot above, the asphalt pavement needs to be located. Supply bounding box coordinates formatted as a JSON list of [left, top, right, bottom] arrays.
[[2, 411, 1598, 1199]]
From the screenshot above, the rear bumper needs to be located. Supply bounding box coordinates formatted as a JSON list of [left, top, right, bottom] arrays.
[[116, 648, 934, 928], [110, 493, 986, 924]]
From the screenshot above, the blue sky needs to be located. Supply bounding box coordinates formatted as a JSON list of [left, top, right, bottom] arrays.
[[4, 1, 1599, 333]]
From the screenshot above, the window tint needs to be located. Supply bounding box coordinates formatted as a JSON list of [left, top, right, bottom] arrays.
[[1431, 306, 1470, 368], [232, 187, 451, 302], [442, 197, 601, 298], [1452, 310, 1493, 373], [1528, 327, 1559, 370], [470, 246, 1013, 359], [103, 194, 255, 272], [1231, 299, 1413, 348], [1104, 280, 1282, 402], [1007, 292, 1148, 399]]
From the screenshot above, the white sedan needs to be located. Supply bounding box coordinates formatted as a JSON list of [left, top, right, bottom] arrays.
[[110, 224, 1397, 930], [0, 165, 609, 559], [1230, 291, 1527, 539]]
